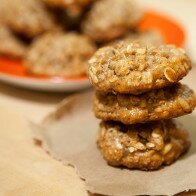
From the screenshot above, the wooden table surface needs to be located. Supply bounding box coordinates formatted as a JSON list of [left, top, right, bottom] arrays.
[[0, 82, 88, 196]]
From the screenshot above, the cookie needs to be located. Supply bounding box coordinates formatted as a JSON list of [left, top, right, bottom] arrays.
[[94, 84, 196, 124], [25, 32, 96, 77], [82, 0, 143, 42], [88, 42, 192, 94], [0, 0, 56, 37], [97, 120, 190, 170], [0, 24, 27, 59], [122, 30, 164, 46]]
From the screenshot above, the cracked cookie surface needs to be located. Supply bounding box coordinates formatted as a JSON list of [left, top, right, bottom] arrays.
[[88, 42, 192, 94], [97, 120, 190, 170], [94, 84, 196, 124]]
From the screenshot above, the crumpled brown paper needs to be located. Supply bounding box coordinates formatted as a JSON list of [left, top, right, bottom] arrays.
[[31, 91, 196, 196]]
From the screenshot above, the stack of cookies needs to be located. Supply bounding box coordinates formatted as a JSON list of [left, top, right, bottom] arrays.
[[88, 42, 196, 170]]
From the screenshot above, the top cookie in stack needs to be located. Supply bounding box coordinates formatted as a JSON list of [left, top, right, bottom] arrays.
[[88, 42, 196, 170], [88, 42, 191, 94]]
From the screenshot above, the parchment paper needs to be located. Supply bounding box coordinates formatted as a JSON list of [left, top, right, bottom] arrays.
[[31, 90, 196, 196]]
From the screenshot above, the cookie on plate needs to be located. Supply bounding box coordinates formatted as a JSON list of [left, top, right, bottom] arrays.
[[82, 0, 143, 42], [25, 32, 96, 77], [122, 30, 164, 46], [0, 24, 27, 59], [0, 0, 56, 37], [97, 120, 190, 170], [94, 84, 196, 124], [88, 42, 192, 94]]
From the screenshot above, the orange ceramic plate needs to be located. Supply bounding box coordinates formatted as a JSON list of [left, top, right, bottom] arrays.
[[0, 10, 185, 91], [0, 57, 87, 81]]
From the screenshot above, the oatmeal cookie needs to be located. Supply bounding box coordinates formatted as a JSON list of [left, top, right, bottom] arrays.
[[25, 32, 96, 77], [122, 30, 164, 46], [94, 84, 196, 124], [82, 0, 143, 42], [88, 42, 192, 94], [0, 24, 27, 59], [0, 0, 56, 37], [97, 120, 190, 170]]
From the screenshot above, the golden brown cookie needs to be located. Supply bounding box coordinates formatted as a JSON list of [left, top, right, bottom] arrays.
[[82, 0, 143, 42], [25, 32, 96, 77], [94, 84, 196, 124], [97, 120, 190, 170], [88, 42, 192, 94], [0, 0, 56, 37], [0, 24, 27, 59]]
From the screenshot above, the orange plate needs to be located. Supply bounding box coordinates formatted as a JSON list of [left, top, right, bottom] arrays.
[[137, 11, 185, 47], [0, 57, 87, 82], [0, 10, 185, 81]]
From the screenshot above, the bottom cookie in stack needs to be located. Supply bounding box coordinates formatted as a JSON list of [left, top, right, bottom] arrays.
[[97, 120, 190, 170]]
